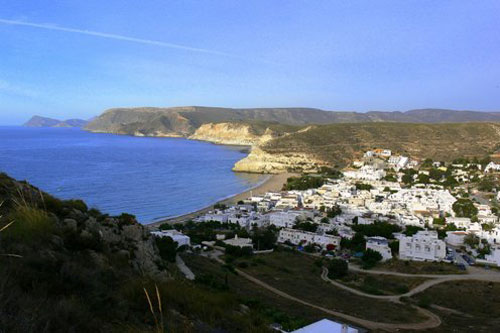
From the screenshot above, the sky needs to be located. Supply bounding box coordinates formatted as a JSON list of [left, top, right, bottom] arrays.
[[0, 0, 499, 124]]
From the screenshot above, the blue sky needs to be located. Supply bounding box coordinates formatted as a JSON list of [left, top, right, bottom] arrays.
[[0, 0, 499, 124]]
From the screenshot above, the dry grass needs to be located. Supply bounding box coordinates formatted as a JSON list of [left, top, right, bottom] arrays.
[[143, 284, 164, 333]]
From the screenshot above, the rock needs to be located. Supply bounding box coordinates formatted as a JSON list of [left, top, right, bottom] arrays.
[[233, 147, 327, 173], [62, 218, 77, 232]]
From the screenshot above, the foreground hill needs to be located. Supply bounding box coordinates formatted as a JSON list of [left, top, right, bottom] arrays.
[[24, 115, 88, 128], [85, 106, 500, 137], [234, 122, 500, 173], [0, 173, 275, 332]]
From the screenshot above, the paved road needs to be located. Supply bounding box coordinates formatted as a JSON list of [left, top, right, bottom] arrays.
[[176, 254, 195, 280]]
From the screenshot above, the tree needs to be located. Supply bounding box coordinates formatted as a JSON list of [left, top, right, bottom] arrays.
[[155, 236, 177, 262], [350, 232, 366, 252], [464, 234, 480, 248], [251, 227, 277, 250], [361, 249, 383, 269], [293, 221, 318, 232], [417, 173, 430, 184], [352, 221, 402, 239], [452, 199, 478, 218], [404, 225, 424, 236], [389, 240, 399, 256], [402, 174, 413, 185], [326, 205, 342, 218], [328, 259, 348, 279]]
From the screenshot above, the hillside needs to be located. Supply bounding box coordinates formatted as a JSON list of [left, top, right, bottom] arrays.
[[234, 122, 500, 173], [24, 115, 88, 128], [0, 173, 275, 332], [84, 106, 500, 138]]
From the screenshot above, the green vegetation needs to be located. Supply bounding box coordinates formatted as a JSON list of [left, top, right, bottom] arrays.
[[327, 258, 348, 279], [355, 183, 373, 191], [283, 175, 325, 191], [411, 281, 500, 332], [352, 221, 402, 239], [452, 198, 478, 218], [226, 250, 426, 324], [361, 249, 383, 269], [340, 272, 428, 296], [293, 221, 318, 232], [0, 173, 279, 332], [263, 122, 500, 167], [377, 259, 464, 275]]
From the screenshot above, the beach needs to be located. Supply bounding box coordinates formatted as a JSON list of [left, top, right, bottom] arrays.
[[146, 172, 295, 230]]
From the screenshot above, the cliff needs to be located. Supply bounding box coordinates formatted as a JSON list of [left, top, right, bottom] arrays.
[[189, 122, 277, 145], [232, 147, 327, 173]]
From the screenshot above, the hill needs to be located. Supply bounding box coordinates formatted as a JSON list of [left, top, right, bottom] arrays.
[[84, 106, 500, 137], [234, 122, 500, 173], [24, 116, 88, 128], [0, 173, 284, 332]]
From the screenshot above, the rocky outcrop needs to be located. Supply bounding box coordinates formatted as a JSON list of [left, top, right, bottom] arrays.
[[232, 147, 328, 173], [189, 122, 275, 145]]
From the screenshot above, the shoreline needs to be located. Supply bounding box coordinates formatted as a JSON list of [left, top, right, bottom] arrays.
[[146, 172, 294, 230]]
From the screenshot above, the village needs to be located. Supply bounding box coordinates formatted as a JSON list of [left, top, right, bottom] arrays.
[[153, 149, 500, 269]]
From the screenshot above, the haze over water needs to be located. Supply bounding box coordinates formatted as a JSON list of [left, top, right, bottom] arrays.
[[0, 127, 265, 223]]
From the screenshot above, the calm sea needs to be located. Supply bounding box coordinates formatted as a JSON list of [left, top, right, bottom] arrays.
[[0, 127, 265, 223]]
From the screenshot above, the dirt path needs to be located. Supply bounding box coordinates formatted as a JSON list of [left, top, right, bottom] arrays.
[[322, 267, 500, 302], [200, 250, 441, 331]]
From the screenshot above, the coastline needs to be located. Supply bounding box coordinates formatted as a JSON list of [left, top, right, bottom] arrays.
[[146, 172, 294, 230]]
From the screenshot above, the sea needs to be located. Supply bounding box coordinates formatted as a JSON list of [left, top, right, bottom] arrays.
[[0, 127, 266, 223]]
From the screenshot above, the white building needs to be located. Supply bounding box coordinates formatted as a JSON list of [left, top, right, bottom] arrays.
[[446, 217, 471, 229], [445, 231, 467, 247], [484, 162, 500, 173], [278, 228, 340, 249], [484, 246, 500, 266], [268, 211, 304, 228], [203, 213, 229, 223], [366, 237, 393, 261], [399, 230, 446, 262], [292, 318, 359, 333], [151, 230, 191, 248], [223, 235, 253, 248]]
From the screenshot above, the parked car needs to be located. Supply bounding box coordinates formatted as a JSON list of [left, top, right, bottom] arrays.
[[456, 263, 467, 271]]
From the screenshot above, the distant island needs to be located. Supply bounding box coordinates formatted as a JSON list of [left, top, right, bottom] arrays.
[[23, 115, 88, 128]]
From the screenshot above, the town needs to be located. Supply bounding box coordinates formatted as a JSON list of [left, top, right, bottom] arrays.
[[153, 149, 500, 269]]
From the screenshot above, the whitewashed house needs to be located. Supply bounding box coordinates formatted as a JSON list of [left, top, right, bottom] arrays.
[[278, 228, 340, 249], [445, 231, 467, 247], [151, 230, 191, 248], [399, 230, 446, 262], [484, 162, 500, 173], [366, 237, 393, 261]]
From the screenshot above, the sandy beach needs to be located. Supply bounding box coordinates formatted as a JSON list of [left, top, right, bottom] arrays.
[[146, 172, 295, 230]]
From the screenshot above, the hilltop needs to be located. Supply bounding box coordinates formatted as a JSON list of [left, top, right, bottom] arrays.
[[24, 115, 88, 128]]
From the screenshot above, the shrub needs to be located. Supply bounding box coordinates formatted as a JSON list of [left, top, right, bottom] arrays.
[[361, 249, 383, 269], [3, 206, 55, 244], [328, 258, 348, 279], [65, 199, 88, 212]]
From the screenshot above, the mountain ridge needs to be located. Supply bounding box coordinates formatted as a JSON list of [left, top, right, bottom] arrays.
[[85, 106, 500, 138]]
